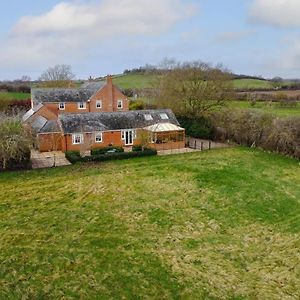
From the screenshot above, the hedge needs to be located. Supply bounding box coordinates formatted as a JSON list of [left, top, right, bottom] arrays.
[[211, 109, 300, 159], [91, 146, 124, 156], [65, 151, 81, 164], [65, 149, 157, 164]]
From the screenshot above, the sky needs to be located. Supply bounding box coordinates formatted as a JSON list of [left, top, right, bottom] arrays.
[[1, 0, 300, 80]]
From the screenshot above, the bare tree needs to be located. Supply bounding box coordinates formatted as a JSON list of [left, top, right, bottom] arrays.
[[39, 64, 75, 88], [0, 114, 34, 170], [138, 129, 151, 151], [20, 75, 31, 82], [155, 61, 233, 117]]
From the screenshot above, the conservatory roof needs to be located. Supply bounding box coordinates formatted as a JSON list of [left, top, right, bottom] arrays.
[[144, 123, 184, 133]]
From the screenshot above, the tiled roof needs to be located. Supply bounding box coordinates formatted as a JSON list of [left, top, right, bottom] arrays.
[[39, 120, 61, 133], [31, 81, 105, 105], [59, 109, 179, 134]]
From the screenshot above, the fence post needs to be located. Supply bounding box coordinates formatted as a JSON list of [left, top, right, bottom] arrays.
[[194, 140, 197, 149], [209, 141, 211, 150], [201, 142, 203, 151]]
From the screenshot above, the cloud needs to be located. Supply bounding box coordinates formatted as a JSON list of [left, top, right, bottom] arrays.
[[0, 0, 196, 76], [249, 0, 300, 27], [265, 37, 300, 74]]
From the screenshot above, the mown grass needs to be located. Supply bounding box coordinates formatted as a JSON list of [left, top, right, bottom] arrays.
[[0, 148, 299, 299], [228, 100, 300, 117]]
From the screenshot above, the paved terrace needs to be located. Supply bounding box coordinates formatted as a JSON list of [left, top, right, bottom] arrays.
[[31, 151, 71, 169]]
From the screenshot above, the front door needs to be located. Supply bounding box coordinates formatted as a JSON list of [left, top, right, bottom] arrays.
[[125, 130, 133, 145]]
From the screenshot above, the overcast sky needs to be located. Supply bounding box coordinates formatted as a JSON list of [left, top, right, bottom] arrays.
[[1, 0, 300, 80]]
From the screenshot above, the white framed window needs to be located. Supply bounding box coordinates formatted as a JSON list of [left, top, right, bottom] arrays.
[[95, 132, 103, 143], [78, 102, 86, 109], [144, 114, 153, 121], [96, 100, 102, 109], [133, 130, 137, 139], [117, 100, 123, 109], [72, 133, 83, 145], [159, 113, 169, 120], [59, 102, 65, 110]]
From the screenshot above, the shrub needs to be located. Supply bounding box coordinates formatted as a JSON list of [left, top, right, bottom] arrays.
[[132, 145, 143, 152], [65, 151, 81, 164], [0, 148, 31, 171], [178, 116, 214, 139], [91, 146, 124, 156], [7, 99, 31, 113], [129, 100, 145, 110]]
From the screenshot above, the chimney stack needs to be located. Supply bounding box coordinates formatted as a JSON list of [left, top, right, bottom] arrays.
[[106, 75, 113, 110], [106, 75, 113, 86]]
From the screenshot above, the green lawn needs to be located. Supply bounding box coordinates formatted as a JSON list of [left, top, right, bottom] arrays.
[[228, 100, 300, 117], [0, 91, 30, 101], [0, 148, 299, 299]]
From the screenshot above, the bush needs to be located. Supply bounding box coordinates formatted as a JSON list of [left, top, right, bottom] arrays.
[[178, 116, 214, 139], [66, 149, 157, 164], [91, 146, 124, 156], [65, 151, 81, 164], [7, 99, 31, 113], [129, 100, 145, 110], [0, 148, 31, 171], [132, 145, 143, 152]]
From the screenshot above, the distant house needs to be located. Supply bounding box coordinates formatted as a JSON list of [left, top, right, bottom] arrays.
[[23, 76, 185, 152]]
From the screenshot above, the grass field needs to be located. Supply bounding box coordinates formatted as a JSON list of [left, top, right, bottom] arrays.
[[0, 91, 30, 100], [233, 79, 275, 90], [0, 148, 299, 299], [113, 74, 159, 89], [112, 74, 287, 91], [229, 100, 300, 117], [113, 74, 278, 90]]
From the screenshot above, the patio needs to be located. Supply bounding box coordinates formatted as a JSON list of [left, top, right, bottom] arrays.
[[31, 150, 71, 169]]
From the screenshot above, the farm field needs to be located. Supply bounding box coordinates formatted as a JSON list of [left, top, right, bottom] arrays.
[[113, 74, 278, 90], [228, 100, 300, 117], [113, 74, 159, 89], [233, 79, 276, 90], [0, 148, 299, 299], [0, 91, 30, 100]]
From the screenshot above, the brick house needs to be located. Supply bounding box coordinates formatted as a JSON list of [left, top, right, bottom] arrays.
[[23, 76, 185, 152]]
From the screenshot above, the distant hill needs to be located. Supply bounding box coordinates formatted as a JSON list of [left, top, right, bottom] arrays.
[[110, 73, 289, 91]]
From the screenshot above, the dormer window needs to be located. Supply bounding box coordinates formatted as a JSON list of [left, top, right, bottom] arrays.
[[78, 102, 86, 109], [117, 100, 123, 109], [159, 113, 169, 120], [59, 102, 65, 110], [144, 114, 153, 121], [96, 100, 102, 109]]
